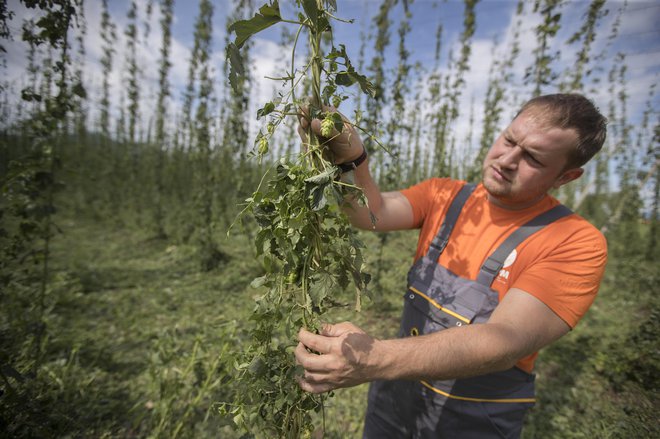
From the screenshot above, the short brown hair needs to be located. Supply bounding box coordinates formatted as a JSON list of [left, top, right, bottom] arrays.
[[516, 94, 607, 168]]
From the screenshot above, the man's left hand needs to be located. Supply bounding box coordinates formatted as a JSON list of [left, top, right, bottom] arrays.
[[295, 322, 380, 393]]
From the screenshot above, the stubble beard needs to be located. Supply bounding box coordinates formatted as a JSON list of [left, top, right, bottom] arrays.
[[481, 164, 511, 198]]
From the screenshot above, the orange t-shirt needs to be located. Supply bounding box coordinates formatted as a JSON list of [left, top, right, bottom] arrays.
[[400, 178, 607, 372]]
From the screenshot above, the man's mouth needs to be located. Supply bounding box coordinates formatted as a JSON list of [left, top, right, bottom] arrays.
[[491, 166, 511, 183]]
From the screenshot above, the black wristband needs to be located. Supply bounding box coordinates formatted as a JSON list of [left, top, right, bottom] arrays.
[[338, 149, 368, 173]]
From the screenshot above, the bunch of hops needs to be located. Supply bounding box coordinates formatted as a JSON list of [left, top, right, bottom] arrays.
[[321, 113, 336, 138]]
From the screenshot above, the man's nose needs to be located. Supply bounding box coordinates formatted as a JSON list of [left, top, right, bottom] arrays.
[[499, 146, 521, 169]]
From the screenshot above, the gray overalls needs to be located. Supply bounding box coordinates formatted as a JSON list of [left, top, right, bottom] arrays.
[[363, 183, 572, 439]]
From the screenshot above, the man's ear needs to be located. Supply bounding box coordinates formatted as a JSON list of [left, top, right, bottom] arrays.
[[553, 167, 584, 189]]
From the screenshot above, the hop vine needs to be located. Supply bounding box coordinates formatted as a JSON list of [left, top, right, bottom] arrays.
[[221, 1, 378, 436]]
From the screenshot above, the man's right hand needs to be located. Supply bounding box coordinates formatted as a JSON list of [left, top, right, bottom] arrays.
[[297, 104, 414, 233], [298, 106, 365, 165]]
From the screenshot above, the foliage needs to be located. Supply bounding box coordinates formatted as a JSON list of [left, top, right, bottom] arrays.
[[365, 0, 397, 183], [467, 0, 523, 182], [1, 0, 81, 436], [149, 0, 174, 240], [2, 203, 656, 438], [561, 0, 607, 92], [220, 1, 378, 436], [431, 0, 478, 178], [191, 0, 227, 271], [524, 255, 659, 439], [527, 0, 563, 95], [124, 1, 139, 144]]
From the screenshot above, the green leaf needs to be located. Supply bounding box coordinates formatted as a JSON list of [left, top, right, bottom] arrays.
[[21, 88, 41, 102], [324, 0, 337, 12], [322, 84, 337, 103], [308, 271, 334, 307], [310, 186, 327, 211], [329, 111, 344, 133], [334, 72, 355, 87], [226, 42, 244, 92], [248, 356, 267, 376], [317, 15, 330, 32], [330, 185, 344, 205], [72, 82, 86, 98], [257, 101, 276, 119], [301, 0, 318, 28], [228, 1, 282, 49], [329, 44, 376, 97], [336, 70, 376, 97], [304, 168, 337, 185], [250, 275, 267, 289]]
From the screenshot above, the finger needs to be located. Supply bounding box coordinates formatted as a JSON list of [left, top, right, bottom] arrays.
[[299, 105, 347, 138], [298, 116, 330, 140], [321, 321, 358, 337], [298, 328, 332, 354], [321, 105, 339, 116], [294, 341, 309, 365], [320, 322, 337, 337], [294, 341, 331, 373], [297, 375, 333, 394], [309, 118, 326, 137], [302, 370, 329, 384], [298, 350, 337, 373], [297, 124, 309, 143], [299, 102, 338, 117]]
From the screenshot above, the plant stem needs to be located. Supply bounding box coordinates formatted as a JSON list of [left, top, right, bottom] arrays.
[[306, 10, 325, 169], [291, 23, 304, 106]]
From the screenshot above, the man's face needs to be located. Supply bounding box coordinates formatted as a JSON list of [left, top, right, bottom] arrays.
[[482, 109, 582, 210]]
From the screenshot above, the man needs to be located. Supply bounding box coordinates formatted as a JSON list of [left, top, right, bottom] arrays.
[[295, 93, 608, 438]]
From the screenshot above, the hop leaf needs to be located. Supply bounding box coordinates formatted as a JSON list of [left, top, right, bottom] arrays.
[[228, 1, 282, 49]]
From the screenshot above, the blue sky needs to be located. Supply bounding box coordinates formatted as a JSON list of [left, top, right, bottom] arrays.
[[3, 0, 659, 158]]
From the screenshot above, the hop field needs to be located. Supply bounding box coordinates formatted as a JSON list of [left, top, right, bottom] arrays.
[[1, 0, 658, 437]]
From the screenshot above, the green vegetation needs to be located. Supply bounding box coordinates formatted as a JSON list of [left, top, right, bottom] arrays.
[[1, 0, 657, 438], [221, 1, 382, 435], [0, 201, 656, 438]]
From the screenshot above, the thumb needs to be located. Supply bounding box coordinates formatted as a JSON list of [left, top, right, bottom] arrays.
[[321, 321, 357, 337], [319, 322, 339, 337]]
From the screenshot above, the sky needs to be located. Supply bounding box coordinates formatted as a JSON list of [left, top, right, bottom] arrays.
[[2, 0, 659, 161]]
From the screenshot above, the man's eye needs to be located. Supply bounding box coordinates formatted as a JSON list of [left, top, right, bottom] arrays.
[[525, 152, 542, 166]]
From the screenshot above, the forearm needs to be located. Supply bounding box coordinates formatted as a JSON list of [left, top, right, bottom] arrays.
[[339, 158, 385, 230], [372, 323, 526, 382], [296, 291, 570, 393]]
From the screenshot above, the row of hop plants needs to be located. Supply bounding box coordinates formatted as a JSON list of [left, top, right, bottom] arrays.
[[3, 0, 655, 246]]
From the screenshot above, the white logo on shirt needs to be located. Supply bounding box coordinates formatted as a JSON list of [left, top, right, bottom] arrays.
[[497, 249, 517, 281], [503, 249, 517, 268]]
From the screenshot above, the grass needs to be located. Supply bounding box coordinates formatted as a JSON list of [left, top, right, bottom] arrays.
[[1, 210, 657, 438]]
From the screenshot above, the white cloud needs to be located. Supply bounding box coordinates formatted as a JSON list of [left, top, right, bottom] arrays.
[[618, 1, 659, 35]]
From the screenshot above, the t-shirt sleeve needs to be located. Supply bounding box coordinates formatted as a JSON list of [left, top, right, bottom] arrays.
[[512, 222, 608, 328], [400, 178, 456, 228]]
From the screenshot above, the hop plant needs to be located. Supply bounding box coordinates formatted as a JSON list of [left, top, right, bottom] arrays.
[[225, 1, 378, 436]]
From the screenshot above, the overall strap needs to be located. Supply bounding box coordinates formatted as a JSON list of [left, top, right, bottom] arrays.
[[426, 183, 477, 261], [476, 204, 573, 286]]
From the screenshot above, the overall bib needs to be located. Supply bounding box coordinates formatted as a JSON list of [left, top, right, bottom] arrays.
[[363, 183, 572, 439]]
